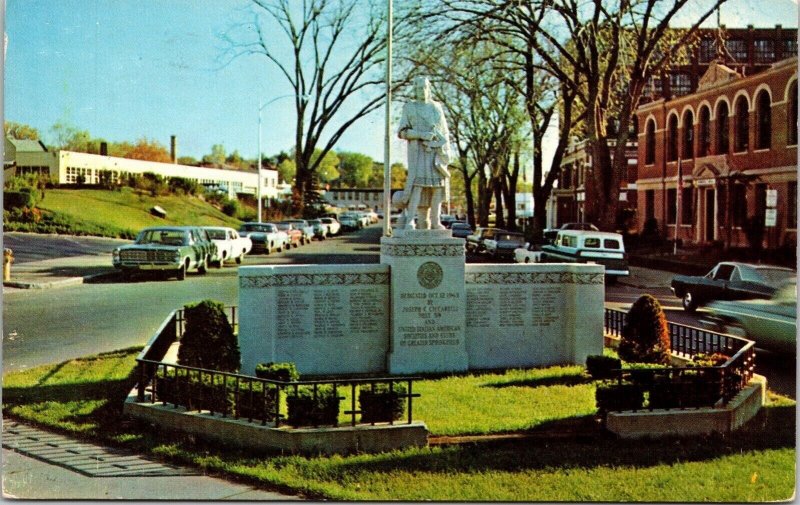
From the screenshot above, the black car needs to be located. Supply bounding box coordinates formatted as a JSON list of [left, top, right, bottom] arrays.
[[450, 222, 473, 239], [671, 262, 796, 312]]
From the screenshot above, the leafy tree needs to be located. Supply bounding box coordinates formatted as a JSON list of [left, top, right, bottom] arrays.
[[125, 137, 172, 163], [4, 121, 40, 140], [203, 144, 227, 167], [223, 0, 413, 214], [337, 151, 375, 188], [177, 156, 200, 166], [50, 121, 92, 152], [278, 158, 296, 185]]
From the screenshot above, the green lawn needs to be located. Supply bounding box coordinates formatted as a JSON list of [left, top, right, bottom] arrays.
[[3, 348, 795, 501], [29, 188, 241, 237]]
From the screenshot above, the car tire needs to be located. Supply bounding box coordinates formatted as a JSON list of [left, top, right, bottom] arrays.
[[524, 257, 530, 264], [682, 291, 698, 312], [198, 256, 208, 275], [176, 263, 186, 281], [236, 253, 243, 265]]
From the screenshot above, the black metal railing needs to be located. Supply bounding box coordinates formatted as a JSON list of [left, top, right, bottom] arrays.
[[603, 308, 756, 412], [135, 359, 420, 428]]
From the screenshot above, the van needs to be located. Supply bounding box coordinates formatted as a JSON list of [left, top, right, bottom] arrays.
[[540, 230, 629, 282]]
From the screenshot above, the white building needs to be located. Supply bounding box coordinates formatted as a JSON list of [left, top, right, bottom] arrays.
[[4, 137, 280, 200]]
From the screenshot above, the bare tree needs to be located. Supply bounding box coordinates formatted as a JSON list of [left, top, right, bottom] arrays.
[[224, 0, 407, 214]]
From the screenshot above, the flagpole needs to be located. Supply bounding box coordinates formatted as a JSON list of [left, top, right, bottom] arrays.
[[382, 0, 393, 237]]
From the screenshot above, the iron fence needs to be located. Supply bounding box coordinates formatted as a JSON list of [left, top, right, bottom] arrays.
[[603, 308, 756, 412]]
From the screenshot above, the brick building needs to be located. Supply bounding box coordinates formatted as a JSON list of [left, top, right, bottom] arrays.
[[635, 57, 797, 250]]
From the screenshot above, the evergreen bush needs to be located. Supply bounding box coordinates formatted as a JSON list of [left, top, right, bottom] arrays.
[[177, 300, 240, 372], [618, 294, 671, 364], [255, 362, 299, 382], [359, 383, 407, 423], [286, 386, 340, 427], [585, 355, 621, 380], [595, 382, 644, 413]]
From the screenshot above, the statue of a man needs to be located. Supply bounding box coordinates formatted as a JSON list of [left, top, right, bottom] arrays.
[[397, 76, 451, 230]]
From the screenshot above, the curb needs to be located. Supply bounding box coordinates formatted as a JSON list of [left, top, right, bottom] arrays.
[[3, 271, 117, 290]]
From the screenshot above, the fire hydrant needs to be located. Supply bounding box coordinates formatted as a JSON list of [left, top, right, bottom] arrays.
[[4, 248, 13, 282]]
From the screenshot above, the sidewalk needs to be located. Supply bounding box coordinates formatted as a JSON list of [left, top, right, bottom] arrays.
[[2, 420, 297, 500], [3, 254, 117, 291]]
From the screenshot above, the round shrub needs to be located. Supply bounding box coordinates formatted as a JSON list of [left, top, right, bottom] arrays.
[[255, 362, 299, 382], [359, 383, 407, 423], [177, 300, 240, 372], [286, 386, 340, 427], [585, 355, 622, 380], [618, 294, 671, 364]]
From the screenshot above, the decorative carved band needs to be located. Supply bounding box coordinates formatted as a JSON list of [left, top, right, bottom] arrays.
[[465, 272, 604, 285], [241, 272, 390, 289], [381, 243, 464, 257]]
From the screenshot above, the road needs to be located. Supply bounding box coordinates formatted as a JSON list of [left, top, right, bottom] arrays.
[[3, 225, 794, 396]]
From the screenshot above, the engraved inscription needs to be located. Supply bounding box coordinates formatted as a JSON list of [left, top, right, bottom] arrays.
[[350, 287, 385, 333], [397, 291, 462, 347], [499, 287, 526, 327], [531, 289, 560, 327], [466, 288, 493, 328], [313, 290, 345, 338], [276, 290, 310, 338]]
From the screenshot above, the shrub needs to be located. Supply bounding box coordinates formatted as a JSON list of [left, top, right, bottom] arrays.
[[359, 383, 407, 423], [221, 198, 241, 218], [177, 300, 240, 373], [286, 386, 340, 427], [595, 382, 644, 413], [169, 177, 202, 196], [623, 362, 669, 385], [3, 189, 39, 210], [691, 353, 730, 367], [155, 369, 235, 415], [618, 294, 671, 364], [255, 362, 299, 382], [586, 355, 621, 380]]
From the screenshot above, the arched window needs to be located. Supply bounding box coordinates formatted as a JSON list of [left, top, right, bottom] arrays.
[[756, 90, 771, 149], [698, 106, 711, 156], [668, 114, 679, 162], [716, 101, 730, 154], [645, 119, 656, 164], [789, 81, 798, 146], [734, 96, 749, 153], [682, 110, 694, 159]]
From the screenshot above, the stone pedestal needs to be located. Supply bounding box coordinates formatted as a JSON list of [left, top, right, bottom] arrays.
[[380, 229, 469, 374]]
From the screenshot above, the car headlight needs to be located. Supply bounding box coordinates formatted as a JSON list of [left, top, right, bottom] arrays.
[[112, 249, 120, 261], [173, 251, 181, 262]]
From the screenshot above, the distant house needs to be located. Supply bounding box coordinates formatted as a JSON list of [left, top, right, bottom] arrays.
[[4, 137, 49, 173]]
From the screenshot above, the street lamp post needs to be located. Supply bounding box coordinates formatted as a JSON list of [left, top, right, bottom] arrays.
[[382, 0, 393, 236]]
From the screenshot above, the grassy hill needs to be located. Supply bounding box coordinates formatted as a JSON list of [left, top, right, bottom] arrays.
[[11, 188, 242, 238]]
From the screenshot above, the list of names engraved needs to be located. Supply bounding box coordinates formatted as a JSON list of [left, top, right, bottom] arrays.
[[276, 290, 310, 338], [349, 287, 385, 333], [313, 290, 345, 338]]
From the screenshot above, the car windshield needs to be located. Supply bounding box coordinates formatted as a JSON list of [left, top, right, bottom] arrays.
[[750, 267, 796, 284], [137, 229, 187, 246], [308, 220, 321, 225], [206, 229, 227, 240], [276, 223, 291, 230], [241, 224, 266, 232]]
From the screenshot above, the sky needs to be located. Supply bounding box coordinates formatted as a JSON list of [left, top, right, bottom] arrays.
[[3, 0, 799, 166]]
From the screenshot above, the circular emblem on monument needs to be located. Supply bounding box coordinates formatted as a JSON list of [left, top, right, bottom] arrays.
[[417, 261, 443, 289]]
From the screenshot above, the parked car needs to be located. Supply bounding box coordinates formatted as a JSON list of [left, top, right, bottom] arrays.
[[112, 226, 216, 281], [239, 222, 288, 254], [543, 222, 599, 244], [320, 217, 341, 236], [281, 219, 314, 245], [466, 227, 506, 253], [307, 219, 328, 240], [450, 222, 473, 239], [514, 243, 542, 264], [203, 226, 252, 266], [701, 280, 796, 353], [274, 222, 303, 248], [440, 215, 457, 228], [540, 230, 629, 283], [364, 210, 379, 224], [338, 212, 361, 231], [354, 212, 371, 228], [671, 262, 796, 313], [483, 231, 526, 260]]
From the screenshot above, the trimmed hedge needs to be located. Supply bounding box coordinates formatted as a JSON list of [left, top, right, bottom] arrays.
[[586, 355, 621, 380], [178, 300, 240, 373], [619, 294, 671, 364], [255, 362, 300, 382], [286, 386, 340, 427], [359, 383, 407, 423], [595, 382, 644, 413]]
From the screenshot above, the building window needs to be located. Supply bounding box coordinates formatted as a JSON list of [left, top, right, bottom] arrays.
[[645, 119, 656, 165], [681, 187, 693, 225], [699, 39, 717, 63], [667, 114, 679, 162], [667, 188, 677, 224], [698, 106, 711, 156], [734, 96, 749, 153], [789, 81, 798, 146], [753, 39, 775, 63], [789, 181, 797, 229], [645, 190, 655, 220], [726, 39, 748, 62], [756, 90, 771, 150], [682, 110, 694, 159], [647, 76, 664, 99], [782, 39, 798, 58], [670, 72, 691, 97], [717, 101, 730, 153]]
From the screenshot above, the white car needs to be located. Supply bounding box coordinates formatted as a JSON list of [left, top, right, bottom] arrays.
[[239, 222, 289, 254], [514, 243, 542, 264], [320, 217, 341, 236], [203, 226, 252, 266], [540, 230, 629, 283]]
